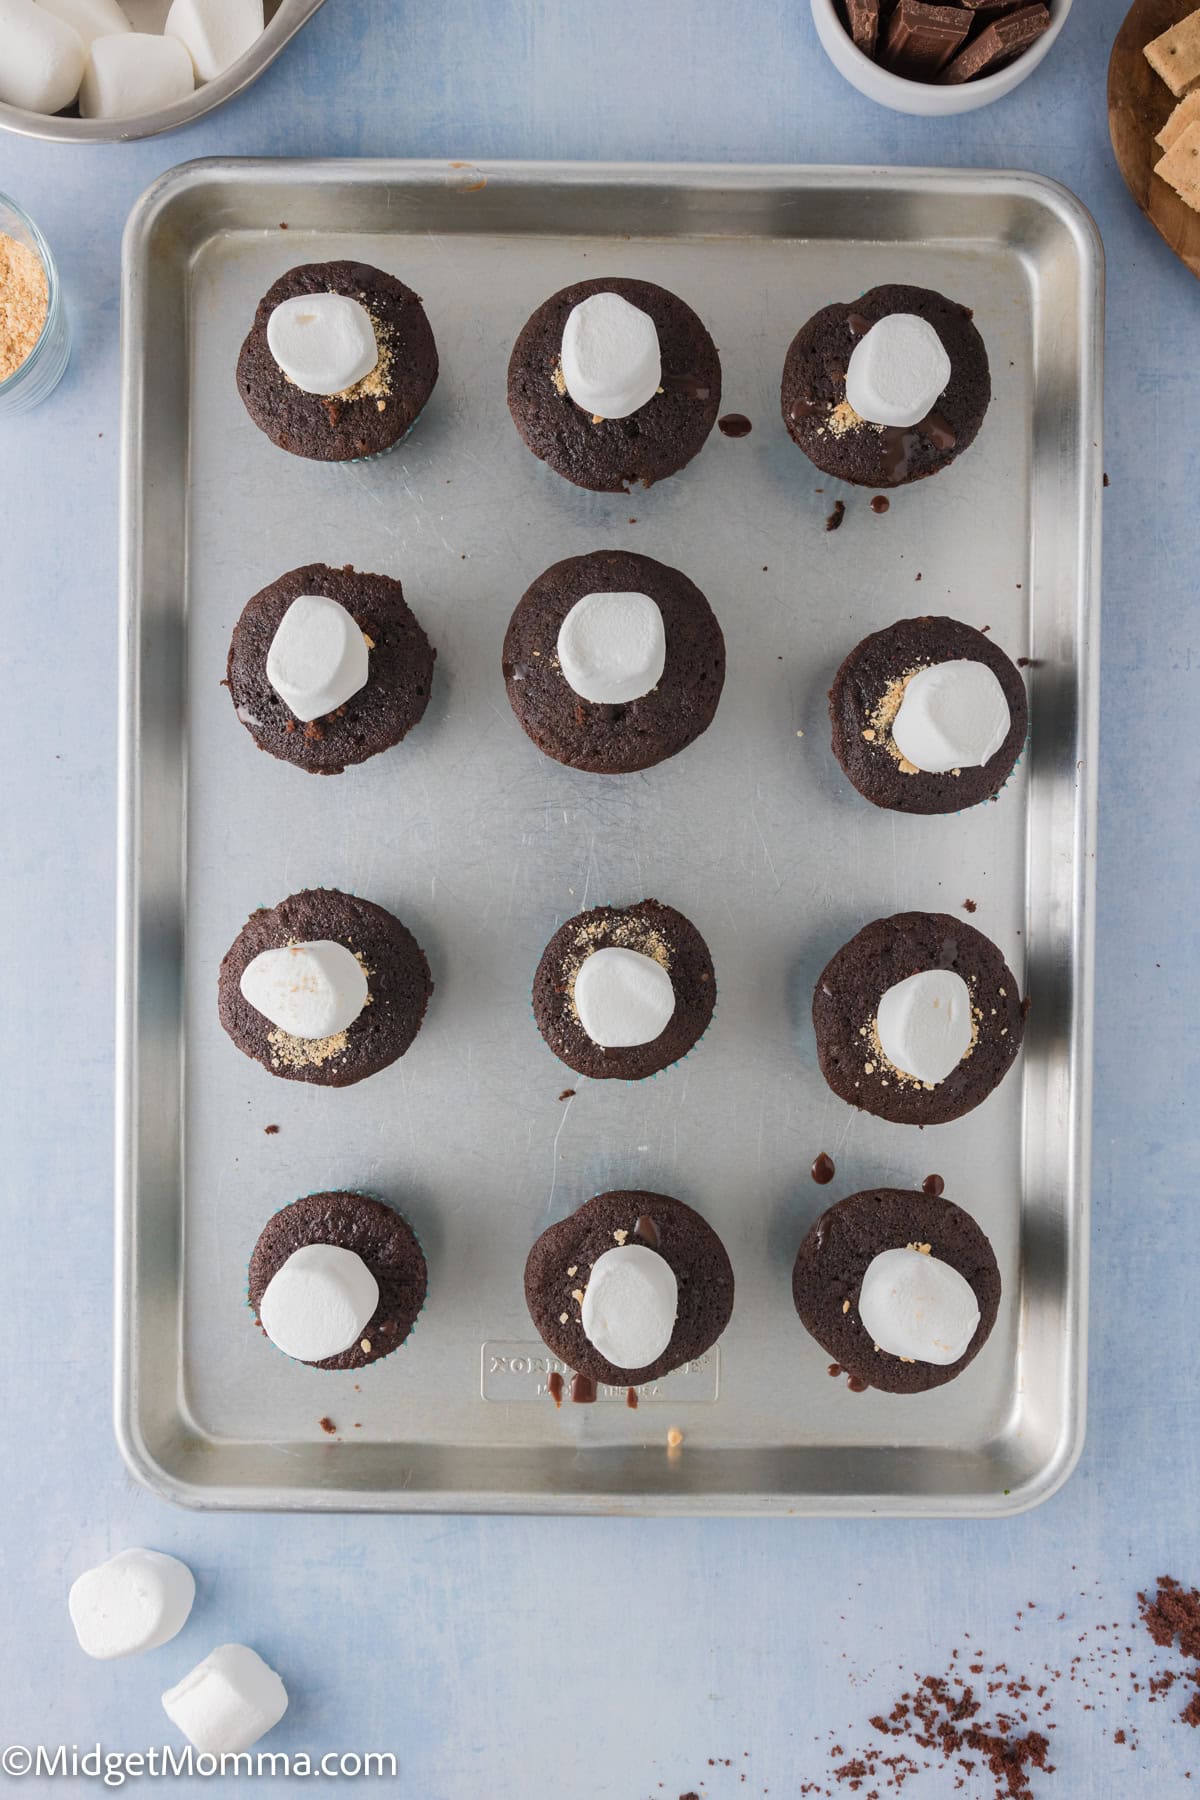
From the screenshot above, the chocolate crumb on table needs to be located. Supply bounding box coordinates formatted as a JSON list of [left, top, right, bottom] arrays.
[[826, 500, 846, 531]]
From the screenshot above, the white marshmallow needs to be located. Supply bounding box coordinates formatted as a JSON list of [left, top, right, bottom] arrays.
[[845, 312, 951, 429], [581, 1244, 678, 1369], [258, 1244, 379, 1363], [876, 969, 973, 1086], [891, 660, 1011, 774], [266, 293, 378, 396], [573, 946, 675, 1049], [561, 291, 661, 419], [35, 0, 129, 50], [164, 0, 263, 81], [239, 940, 368, 1041], [265, 594, 370, 723], [858, 1246, 980, 1365], [0, 0, 85, 114], [78, 31, 194, 118], [162, 1644, 288, 1755], [69, 1550, 195, 1661], [556, 590, 666, 706]]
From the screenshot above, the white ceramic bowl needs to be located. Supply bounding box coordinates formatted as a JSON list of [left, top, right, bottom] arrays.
[[810, 0, 1074, 115]]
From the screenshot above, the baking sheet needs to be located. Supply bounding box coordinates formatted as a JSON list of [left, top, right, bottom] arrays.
[[117, 159, 1101, 1514]]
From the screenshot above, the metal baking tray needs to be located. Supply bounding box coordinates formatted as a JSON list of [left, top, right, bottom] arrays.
[[116, 158, 1102, 1515]]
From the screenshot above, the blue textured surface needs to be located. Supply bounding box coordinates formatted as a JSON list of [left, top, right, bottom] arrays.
[[1, 1, 1198, 1794]]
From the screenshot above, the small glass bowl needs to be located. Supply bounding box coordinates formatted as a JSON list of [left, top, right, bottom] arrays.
[[0, 193, 70, 417]]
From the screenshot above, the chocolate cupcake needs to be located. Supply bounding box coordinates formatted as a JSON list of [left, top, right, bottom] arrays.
[[507, 277, 721, 492], [236, 261, 438, 463], [781, 283, 989, 488], [812, 912, 1024, 1126], [219, 888, 433, 1088], [226, 563, 435, 776], [532, 899, 715, 1081], [792, 1188, 1000, 1394], [829, 616, 1027, 813], [249, 1192, 427, 1371], [524, 1191, 734, 1386], [502, 550, 725, 775]]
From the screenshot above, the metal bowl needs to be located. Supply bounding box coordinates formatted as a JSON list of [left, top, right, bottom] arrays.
[[0, 0, 326, 143]]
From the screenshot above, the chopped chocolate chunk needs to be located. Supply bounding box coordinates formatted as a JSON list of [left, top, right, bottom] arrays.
[[939, 3, 1050, 83], [844, 0, 881, 56], [826, 499, 846, 532], [884, 0, 971, 77]]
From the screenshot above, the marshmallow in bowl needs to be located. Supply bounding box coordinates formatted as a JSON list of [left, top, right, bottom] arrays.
[[857, 1246, 980, 1366], [845, 312, 951, 428], [36, 0, 129, 51], [875, 968, 973, 1085], [265, 593, 370, 722], [581, 1244, 678, 1369], [890, 659, 1011, 774], [69, 1549, 195, 1660], [165, 0, 264, 82], [561, 291, 661, 419], [266, 292, 379, 396], [0, 0, 86, 114], [258, 1243, 379, 1362], [239, 940, 368, 1040], [574, 946, 675, 1048], [162, 1644, 288, 1755], [79, 31, 194, 119], [556, 590, 667, 704]]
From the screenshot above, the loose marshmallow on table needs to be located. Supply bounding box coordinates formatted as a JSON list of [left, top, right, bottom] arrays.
[[259, 1243, 379, 1362], [165, 0, 263, 81], [36, 0, 129, 51], [162, 1644, 288, 1755], [240, 940, 368, 1040], [561, 291, 661, 419], [582, 1244, 678, 1369], [556, 590, 666, 705], [858, 1246, 980, 1365], [0, 0, 86, 115], [890, 659, 1011, 774], [266, 293, 379, 396], [574, 946, 675, 1049], [875, 968, 973, 1086], [79, 31, 194, 118], [266, 593, 370, 722], [69, 1549, 195, 1660], [845, 312, 952, 429]]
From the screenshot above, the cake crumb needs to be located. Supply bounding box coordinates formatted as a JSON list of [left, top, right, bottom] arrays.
[[667, 1427, 684, 1449], [263, 1123, 280, 1135], [558, 1088, 576, 1101], [318, 1416, 336, 1436], [825, 499, 846, 532]]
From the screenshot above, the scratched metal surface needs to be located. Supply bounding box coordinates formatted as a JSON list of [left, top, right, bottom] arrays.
[[116, 159, 1099, 1513]]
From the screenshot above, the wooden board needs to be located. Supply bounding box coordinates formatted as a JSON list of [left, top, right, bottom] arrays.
[[1109, 0, 1200, 280]]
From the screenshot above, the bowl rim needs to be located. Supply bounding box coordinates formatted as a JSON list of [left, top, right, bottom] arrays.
[[0, 0, 327, 144], [810, 0, 1075, 101]]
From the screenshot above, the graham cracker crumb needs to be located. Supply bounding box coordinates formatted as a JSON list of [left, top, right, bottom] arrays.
[[0, 234, 48, 384]]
